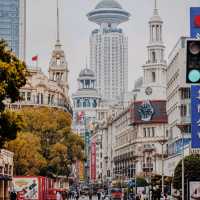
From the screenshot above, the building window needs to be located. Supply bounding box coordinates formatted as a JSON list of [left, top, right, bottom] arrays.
[[93, 99, 97, 108], [152, 51, 156, 63], [20, 92, 25, 101], [83, 100, 86, 107], [180, 88, 191, 99], [27, 92, 31, 101], [148, 128, 151, 137], [152, 127, 155, 137], [152, 72, 156, 82], [37, 94, 40, 104], [143, 128, 147, 137], [48, 94, 51, 104], [41, 94, 43, 104], [180, 104, 187, 117]]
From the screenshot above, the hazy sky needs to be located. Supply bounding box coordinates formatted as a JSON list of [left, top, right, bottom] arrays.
[[26, 0, 200, 94]]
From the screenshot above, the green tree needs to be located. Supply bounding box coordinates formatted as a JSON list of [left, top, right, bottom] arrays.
[[14, 107, 84, 177], [173, 155, 200, 195], [0, 40, 27, 147], [48, 143, 70, 177], [6, 132, 46, 175]]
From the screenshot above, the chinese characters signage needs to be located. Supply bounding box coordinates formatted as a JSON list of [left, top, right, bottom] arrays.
[[90, 139, 96, 181], [191, 85, 200, 148], [190, 7, 200, 38]]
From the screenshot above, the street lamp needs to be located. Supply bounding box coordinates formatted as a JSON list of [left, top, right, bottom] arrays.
[[158, 138, 167, 197]]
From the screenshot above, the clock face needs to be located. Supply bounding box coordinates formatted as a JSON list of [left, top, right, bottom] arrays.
[[145, 87, 153, 95]]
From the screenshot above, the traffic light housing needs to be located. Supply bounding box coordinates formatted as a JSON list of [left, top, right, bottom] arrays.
[[186, 39, 200, 83]]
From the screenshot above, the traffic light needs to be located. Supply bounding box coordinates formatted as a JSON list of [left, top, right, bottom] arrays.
[[186, 39, 200, 83]]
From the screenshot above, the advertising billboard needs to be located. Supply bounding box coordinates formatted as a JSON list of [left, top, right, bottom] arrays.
[[190, 7, 200, 38], [13, 177, 39, 199], [191, 85, 200, 148], [131, 100, 168, 124]]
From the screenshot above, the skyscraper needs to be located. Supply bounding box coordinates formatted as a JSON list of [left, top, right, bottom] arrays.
[[0, 0, 26, 60], [87, 0, 130, 103]]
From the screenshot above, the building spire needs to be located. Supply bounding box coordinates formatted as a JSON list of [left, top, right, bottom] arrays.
[[153, 0, 158, 15], [56, 0, 60, 43], [86, 56, 88, 69]]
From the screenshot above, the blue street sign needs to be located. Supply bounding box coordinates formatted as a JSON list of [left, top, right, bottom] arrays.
[[191, 85, 200, 148], [190, 7, 200, 38]]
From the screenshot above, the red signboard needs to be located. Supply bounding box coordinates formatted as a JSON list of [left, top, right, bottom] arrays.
[[90, 139, 96, 181], [131, 100, 168, 124]]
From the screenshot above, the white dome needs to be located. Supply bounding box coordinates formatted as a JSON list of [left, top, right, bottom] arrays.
[[79, 68, 95, 77], [95, 0, 122, 10]]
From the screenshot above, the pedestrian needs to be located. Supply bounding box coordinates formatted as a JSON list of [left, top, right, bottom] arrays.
[[10, 191, 17, 200], [56, 191, 62, 200], [75, 191, 79, 200], [97, 190, 101, 200], [89, 190, 93, 200]]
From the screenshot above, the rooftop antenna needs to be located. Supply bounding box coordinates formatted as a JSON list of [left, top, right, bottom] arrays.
[[86, 57, 88, 69], [56, 0, 60, 43], [154, 0, 159, 15]]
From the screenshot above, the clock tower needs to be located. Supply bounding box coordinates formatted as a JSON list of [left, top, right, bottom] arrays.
[[49, 0, 69, 97], [138, 0, 166, 101]]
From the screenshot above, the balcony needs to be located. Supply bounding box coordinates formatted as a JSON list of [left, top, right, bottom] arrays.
[[142, 163, 153, 171], [179, 116, 191, 124], [143, 144, 155, 152]]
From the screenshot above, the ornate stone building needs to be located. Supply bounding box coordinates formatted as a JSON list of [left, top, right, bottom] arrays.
[[7, 0, 72, 117]]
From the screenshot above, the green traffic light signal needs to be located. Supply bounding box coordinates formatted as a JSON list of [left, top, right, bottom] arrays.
[[188, 69, 200, 82], [186, 40, 200, 84]]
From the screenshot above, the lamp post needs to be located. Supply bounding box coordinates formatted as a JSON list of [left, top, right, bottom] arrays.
[[176, 124, 186, 200], [158, 138, 167, 197]]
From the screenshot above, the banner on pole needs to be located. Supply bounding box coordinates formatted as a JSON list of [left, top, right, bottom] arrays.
[[191, 85, 200, 148]]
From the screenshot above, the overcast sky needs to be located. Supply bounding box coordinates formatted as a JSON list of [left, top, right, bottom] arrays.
[[26, 0, 200, 94]]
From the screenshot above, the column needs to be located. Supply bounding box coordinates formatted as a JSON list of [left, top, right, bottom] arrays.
[[0, 180, 4, 200], [4, 181, 8, 200]]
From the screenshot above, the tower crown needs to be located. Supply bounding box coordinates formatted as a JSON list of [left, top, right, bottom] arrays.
[[87, 0, 130, 26], [95, 0, 122, 9]]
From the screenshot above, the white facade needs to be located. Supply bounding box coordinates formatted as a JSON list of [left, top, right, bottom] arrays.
[[87, 0, 130, 103], [137, 4, 166, 101], [165, 37, 191, 176]]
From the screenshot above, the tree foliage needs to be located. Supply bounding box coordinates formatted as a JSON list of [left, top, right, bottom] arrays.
[[0, 40, 27, 110], [0, 40, 27, 147], [6, 132, 46, 175], [173, 155, 200, 192], [6, 107, 84, 177]]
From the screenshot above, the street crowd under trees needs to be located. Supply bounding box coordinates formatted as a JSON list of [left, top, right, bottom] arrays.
[[0, 39, 84, 178]]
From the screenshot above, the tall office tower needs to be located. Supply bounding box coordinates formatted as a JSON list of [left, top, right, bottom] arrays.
[[0, 0, 26, 60], [87, 0, 130, 104]]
